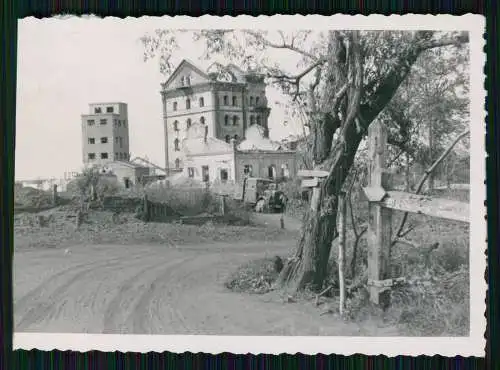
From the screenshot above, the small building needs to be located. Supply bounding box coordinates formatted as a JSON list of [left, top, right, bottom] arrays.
[[100, 161, 150, 189]]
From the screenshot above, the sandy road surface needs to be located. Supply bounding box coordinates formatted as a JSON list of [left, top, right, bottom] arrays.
[[14, 215, 399, 336]]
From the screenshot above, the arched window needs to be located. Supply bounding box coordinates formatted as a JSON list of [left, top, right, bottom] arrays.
[[173, 102, 178, 111], [232, 96, 237, 106], [268, 165, 276, 179], [175, 158, 181, 169], [200, 116, 205, 125], [199, 97, 205, 107], [256, 115, 261, 126], [180, 77, 185, 86], [232, 115, 238, 126], [173, 120, 179, 131], [250, 96, 254, 106], [223, 95, 228, 105], [255, 97, 260, 105], [186, 98, 191, 109], [234, 134, 239, 141], [186, 118, 192, 128], [250, 116, 255, 125], [224, 115, 229, 126], [225, 135, 231, 143], [174, 138, 180, 151]]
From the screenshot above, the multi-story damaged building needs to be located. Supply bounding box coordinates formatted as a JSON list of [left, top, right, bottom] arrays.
[[160, 60, 297, 184]]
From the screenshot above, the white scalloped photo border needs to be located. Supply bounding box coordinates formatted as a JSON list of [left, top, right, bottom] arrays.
[[13, 13, 487, 357]]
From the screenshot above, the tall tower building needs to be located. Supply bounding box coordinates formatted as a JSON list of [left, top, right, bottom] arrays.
[[81, 102, 130, 167], [160, 60, 271, 173]]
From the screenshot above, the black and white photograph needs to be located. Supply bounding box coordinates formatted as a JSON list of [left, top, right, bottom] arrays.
[[13, 15, 486, 356]]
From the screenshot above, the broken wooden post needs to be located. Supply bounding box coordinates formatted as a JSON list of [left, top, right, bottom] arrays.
[[363, 121, 393, 307], [337, 190, 347, 316], [143, 194, 150, 222], [52, 184, 58, 206]]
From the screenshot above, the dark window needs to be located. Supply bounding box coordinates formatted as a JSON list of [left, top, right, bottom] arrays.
[[186, 76, 191, 86], [250, 116, 255, 125], [202, 165, 209, 182], [232, 96, 237, 106], [94, 107, 102, 113], [244, 164, 253, 176], [256, 115, 261, 126], [173, 102, 178, 111], [118, 152, 122, 160], [223, 95, 228, 105], [200, 116, 205, 125], [232, 116, 238, 126], [119, 137, 123, 148], [268, 165, 276, 179], [115, 152, 119, 159], [174, 138, 180, 151], [199, 97, 204, 107], [255, 97, 260, 105], [173, 120, 179, 131], [101, 153, 109, 159], [123, 120, 127, 127], [220, 169, 228, 182], [224, 115, 229, 126], [124, 178, 131, 189], [106, 106, 114, 113], [186, 118, 192, 128], [100, 119, 107, 125], [175, 158, 181, 169], [100, 137, 108, 144], [88, 138, 95, 144], [88, 153, 96, 160], [87, 119, 95, 126], [225, 135, 231, 143], [180, 77, 185, 86], [234, 134, 239, 141], [188, 167, 195, 178], [250, 96, 254, 106], [117, 120, 121, 127], [186, 99, 191, 109]]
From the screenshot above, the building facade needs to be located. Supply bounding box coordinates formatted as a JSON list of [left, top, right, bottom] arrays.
[[180, 122, 297, 187], [160, 60, 272, 172], [81, 102, 130, 167]]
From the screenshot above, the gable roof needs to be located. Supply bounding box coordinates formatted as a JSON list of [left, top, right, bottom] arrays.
[[162, 59, 210, 90]]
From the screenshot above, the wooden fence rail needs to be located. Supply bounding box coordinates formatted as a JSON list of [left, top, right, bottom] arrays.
[[362, 121, 470, 306]]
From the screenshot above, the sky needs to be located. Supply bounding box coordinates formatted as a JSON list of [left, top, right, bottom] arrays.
[[16, 17, 304, 180]]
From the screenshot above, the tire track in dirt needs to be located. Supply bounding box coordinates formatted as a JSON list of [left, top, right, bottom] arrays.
[[129, 255, 199, 334], [15, 247, 151, 331], [101, 254, 195, 334], [15, 258, 125, 331]]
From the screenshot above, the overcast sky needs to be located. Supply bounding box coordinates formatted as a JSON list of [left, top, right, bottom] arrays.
[[16, 17, 303, 180]]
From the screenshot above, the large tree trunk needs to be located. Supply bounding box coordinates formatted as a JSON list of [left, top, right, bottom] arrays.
[[276, 31, 468, 294]]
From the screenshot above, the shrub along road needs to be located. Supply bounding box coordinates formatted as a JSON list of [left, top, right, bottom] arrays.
[[13, 215, 400, 336]]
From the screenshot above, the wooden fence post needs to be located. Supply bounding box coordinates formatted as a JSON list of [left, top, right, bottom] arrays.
[[364, 121, 393, 307], [52, 184, 58, 206], [337, 191, 347, 316], [143, 194, 150, 222], [220, 195, 226, 216]]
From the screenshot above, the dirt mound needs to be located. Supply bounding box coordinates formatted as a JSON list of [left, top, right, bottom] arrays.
[[225, 256, 283, 294]]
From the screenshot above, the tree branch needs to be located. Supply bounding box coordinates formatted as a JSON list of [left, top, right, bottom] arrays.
[[392, 129, 470, 244], [417, 32, 469, 51], [245, 30, 319, 60]]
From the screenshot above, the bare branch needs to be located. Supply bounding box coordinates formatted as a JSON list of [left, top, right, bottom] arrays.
[[392, 129, 470, 242], [245, 30, 319, 60], [417, 32, 469, 51]]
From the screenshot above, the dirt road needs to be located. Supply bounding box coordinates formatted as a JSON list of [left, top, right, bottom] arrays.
[[14, 216, 399, 335]]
